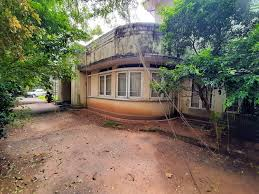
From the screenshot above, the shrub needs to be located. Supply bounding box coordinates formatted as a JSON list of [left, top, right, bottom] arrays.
[[0, 83, 20, 137]]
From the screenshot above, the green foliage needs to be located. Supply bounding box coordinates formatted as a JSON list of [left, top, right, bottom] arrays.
[[103, 120, 121, 128], [158, 49, 221, 110], [0, 83, 17, 137], [0, 0, 136, 90], [221, 25, 259, 106], [8, 109, 32, 129], [0, 0, 87, 90], [159, 0, 259, 111], [161, 0, 257, 57], [0, 0, 135, 134]]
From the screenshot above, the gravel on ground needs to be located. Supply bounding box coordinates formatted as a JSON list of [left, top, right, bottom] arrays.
[[0, 110, 258, 194]]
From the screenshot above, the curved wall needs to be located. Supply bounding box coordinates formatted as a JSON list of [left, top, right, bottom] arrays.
[[88, 98, 173, 120], [80, 23, 178, 120], [85, 23, 163, 67]]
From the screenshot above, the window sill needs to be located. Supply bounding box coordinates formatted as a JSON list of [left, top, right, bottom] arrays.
[[88, 96, 169, 102], [189, 107, 207, 110]]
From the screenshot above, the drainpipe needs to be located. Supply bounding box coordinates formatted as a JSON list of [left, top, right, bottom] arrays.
[[85, 69, 88, 108], [85, 51, 88, 108]]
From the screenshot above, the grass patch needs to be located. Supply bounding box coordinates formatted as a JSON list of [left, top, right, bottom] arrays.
[[103, 120, 121, 128], [38, 95, 58, 102], [37, 95, 46, 101], [8, 109, 32, 129]]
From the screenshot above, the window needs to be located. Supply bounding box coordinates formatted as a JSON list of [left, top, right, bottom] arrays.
[[202, 90, 212, 109], [87, 76, 91, 96], [129, 72, 141, 97], [118, 73, 127, 97], [99, 76, 105, 95], [151, 73, 162, 97], [106, 75, 111, 95], [190, 81, 212, 109], [99, 74, 111, 96], [117, 71, 142, 98], [191, 83, 200, 108]]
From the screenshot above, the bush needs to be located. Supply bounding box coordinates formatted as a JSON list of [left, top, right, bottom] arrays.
[[0, 83, 16, 137], [8, 109, 32, 129]]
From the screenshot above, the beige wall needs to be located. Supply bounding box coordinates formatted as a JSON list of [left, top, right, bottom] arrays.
[[86, 66, 174, 119], [88, 66, 161, 100], [59, 66, 226, 120], [88, 98, 172, 119], [71, 69, 86, 106], [86, 23, 162, 67], [60, 80, 71, 102], [179, 79, 226, 118]]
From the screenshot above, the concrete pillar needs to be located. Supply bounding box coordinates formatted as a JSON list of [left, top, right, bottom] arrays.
[[71, 69, 86, 106]]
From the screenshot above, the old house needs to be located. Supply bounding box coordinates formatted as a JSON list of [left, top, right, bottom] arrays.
[[55, 0, 236, 120], [56, 21, 230, 120]]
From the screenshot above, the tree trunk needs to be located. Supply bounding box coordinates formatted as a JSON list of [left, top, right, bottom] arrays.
[[195, 82, 221, 150]]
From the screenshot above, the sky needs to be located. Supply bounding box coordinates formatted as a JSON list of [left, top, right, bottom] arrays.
[[89, 0, 155, 34]]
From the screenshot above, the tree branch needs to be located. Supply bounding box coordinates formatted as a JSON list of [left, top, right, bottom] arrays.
[[195, 82, 211, 112], [190, 37, 199, 55]]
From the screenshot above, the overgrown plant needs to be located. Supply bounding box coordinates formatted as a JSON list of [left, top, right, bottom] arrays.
[[0, 83, 19, 137], [8, 109, 32, 129], [0, 0, 137, 135], [210, 112, 224, 150], [157, 0, 258, 144]]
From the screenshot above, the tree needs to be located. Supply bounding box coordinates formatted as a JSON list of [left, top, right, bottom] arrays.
[[159, 0, 258, 114], [0, 0, 136, 135], [161, 0, 255, 57], [221, 24, 259, 110], [0, 0, 137, 88]]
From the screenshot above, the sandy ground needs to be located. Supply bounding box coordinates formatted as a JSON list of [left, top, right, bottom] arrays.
[[0, 110, 259, 194], [16, 97, 45, 105], [14, 97, 59, 114]]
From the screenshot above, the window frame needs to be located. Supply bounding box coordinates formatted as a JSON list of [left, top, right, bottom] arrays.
[[117, 72, 128, 98], [99, 73, 112, 97], [87, 75, 92, 97], [128, 71, 143, 98], [116, 71, 143, 99], [150, 72, 165, 99], [190, 80, 213, 110]]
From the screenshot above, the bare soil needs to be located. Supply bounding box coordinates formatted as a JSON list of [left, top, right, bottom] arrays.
[[0, 110, 259, 194]]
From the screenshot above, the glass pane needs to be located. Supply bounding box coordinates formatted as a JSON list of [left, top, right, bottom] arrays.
[[151, 73, 160, 97], [130, 72, 141, 97], [202, 89, 212, 109], [191, 83, 199, 108], [88, 76, 91, 96], [106, 75, 111, 95], [118, 73, 127, 96], [99, 76, 104, 95]]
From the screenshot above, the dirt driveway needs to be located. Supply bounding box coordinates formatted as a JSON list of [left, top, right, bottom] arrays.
[[0, 110, 259, 194]]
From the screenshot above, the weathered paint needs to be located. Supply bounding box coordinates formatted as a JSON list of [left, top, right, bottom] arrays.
[[88, 66, 156, 99], [82, 23, 180, 72], [88, 97, 172, 119], [179, 79, 227, 118], [71, 69, 86, 106], [85, 65, 175, 119], [57, 22, 228, 120], [60, 80, 71, 102]]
